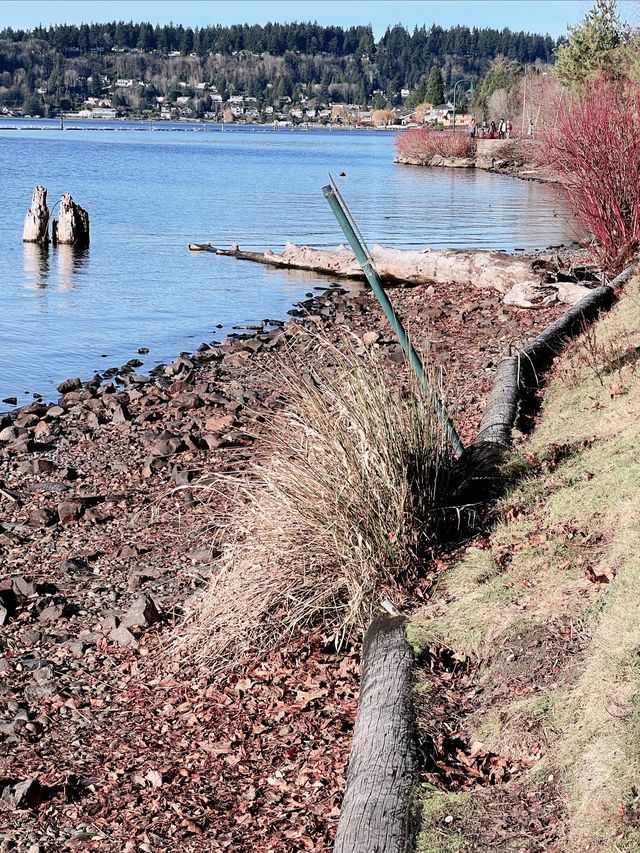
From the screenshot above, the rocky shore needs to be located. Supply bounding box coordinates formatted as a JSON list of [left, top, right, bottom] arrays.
[[395, 137, 558, 183], [0, 268, 575, 851]]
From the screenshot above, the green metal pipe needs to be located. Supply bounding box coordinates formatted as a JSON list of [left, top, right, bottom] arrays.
[[322, 182, 464, 458]]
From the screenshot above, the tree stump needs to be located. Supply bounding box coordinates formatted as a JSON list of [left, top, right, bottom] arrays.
[[334, 615, 417, 853], [22, 185, 50, 244], [52, 192, 90, 247]]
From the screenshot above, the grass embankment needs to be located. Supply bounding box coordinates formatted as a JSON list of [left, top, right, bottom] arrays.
[[411, 274, 640, 852]]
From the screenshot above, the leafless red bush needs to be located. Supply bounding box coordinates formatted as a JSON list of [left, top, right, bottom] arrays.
[[394, 128, 474, 162], [540, 78, 640, 276]]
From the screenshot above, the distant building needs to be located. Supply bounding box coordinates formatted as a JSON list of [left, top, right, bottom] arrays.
[[115, 79, 134, 88]]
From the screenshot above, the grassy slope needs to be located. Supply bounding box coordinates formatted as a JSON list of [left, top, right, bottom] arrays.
[[411, 275, 640, 852]]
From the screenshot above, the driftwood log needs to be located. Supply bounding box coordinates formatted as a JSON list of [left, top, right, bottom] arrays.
[[197, 241, 593, 307], [472, 262, 636, 457], [22, 185, 50, 244], [333, 615, 417, 853], [52, 192, 90, 247]]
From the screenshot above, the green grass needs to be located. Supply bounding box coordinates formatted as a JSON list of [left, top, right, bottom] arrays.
[[410, 275, 640, 851]]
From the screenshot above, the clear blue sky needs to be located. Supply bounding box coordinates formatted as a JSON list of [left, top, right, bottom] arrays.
[[1, 1, 635, 40]]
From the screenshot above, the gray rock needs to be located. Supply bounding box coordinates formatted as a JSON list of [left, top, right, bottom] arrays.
[[111, 403, 131, 424], [24, 683, 55, 703], [109, 624, 139, 649], [38, 604, 63, 623], [122, 594, 161, 629]]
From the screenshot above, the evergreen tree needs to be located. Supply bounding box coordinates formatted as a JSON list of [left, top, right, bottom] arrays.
[[553, 0, 627, 90], [424, 65, 444, 104]]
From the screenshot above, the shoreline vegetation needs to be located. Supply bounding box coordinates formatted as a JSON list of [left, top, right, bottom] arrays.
[[0, 252, 573, 849], [4, 4, 640, 844]]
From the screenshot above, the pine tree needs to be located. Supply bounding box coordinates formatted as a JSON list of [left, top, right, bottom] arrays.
[[424, 65, 444, 105], [553, 0, 627, 90]]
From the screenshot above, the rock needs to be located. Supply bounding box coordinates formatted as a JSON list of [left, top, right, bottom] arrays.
[[12, 576, 35, 598], [503, 280, 559, 308], [38, 604, 63, 623], [204, 414, 235, 434], [362, 331, 379, 346], [1, 778, 44, 809], [28, 508, 55, 529], [33, 421, 52, 440], [51, 192, 90, 247], [109, 624, 139, 649], [122, 594, 161, 629], [32, 458, 56, 475], [85, 411, 104, 430], [22, 186, 50, 244], [170, 465, 197, 486], [165, 355, 195, 376], [2, 396, 17, 405], [556, 282, 593, 305], [56, 500, 84, 525], [0, 425, 23, 442], [23, 683, 55, 703], [57, 377, 82, 394], [149, 435, 185, 458], [111, 403, 131, 424], [169, 392, 203, 410]]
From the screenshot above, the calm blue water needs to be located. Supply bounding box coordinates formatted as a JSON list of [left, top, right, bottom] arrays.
[[0, 118, 572, 405]]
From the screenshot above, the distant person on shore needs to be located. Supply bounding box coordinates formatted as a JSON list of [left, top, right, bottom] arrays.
[[498, 119, 506, 139], [469, 118, 476, 138], [506, 120, 512, 138], [488, 121, 497, 139]]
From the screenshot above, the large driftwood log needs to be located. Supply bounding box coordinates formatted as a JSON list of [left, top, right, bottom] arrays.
[[472, 263, 636, 458], [205, 241, 590, 306], [22, 185, 50, 244], [52, 193, 90, 247], [334, 615, 417, 853]]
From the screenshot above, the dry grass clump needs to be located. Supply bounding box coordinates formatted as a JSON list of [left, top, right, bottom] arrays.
[[185, 336, 456, 667]]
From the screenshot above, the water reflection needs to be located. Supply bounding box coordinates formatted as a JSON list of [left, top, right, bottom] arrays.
[[57, 244, 88, 293], [23, 242, 50, 289]]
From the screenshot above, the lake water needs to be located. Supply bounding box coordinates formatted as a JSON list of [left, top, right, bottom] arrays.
[[0, 119, 572, 406]]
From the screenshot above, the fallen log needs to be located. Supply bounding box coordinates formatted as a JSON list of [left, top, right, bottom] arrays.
[[201, 240, 592, 306], [333, 614, 417, 853], [472, 261, 636, 456]]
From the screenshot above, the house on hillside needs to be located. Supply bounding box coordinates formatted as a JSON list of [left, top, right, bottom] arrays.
[[426, 102, 454, 123]]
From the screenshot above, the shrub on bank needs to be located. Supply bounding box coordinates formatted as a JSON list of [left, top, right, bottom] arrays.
[[540, 77, 640, 276], [185, 335, 456, 667], [395, 128, 475, 162]]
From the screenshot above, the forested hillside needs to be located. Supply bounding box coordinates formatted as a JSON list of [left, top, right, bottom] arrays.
[[0, 20, 559, 118]]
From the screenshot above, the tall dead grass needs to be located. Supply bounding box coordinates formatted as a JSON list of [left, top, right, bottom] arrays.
[[185, 336, 456, 667]]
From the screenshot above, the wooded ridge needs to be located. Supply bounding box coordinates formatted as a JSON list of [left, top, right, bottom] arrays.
[[0, 21, 559, 117]]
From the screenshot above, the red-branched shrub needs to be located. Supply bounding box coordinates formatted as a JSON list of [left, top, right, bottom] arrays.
[[394, 128, 474, 162], [540, 77, 640, 276]]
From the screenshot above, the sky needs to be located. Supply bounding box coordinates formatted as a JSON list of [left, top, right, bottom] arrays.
[[1, 0, 636, 41]]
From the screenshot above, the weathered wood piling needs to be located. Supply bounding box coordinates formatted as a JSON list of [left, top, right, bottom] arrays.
[[22, 185, 50, 244], [52, 192, 90, 247]]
